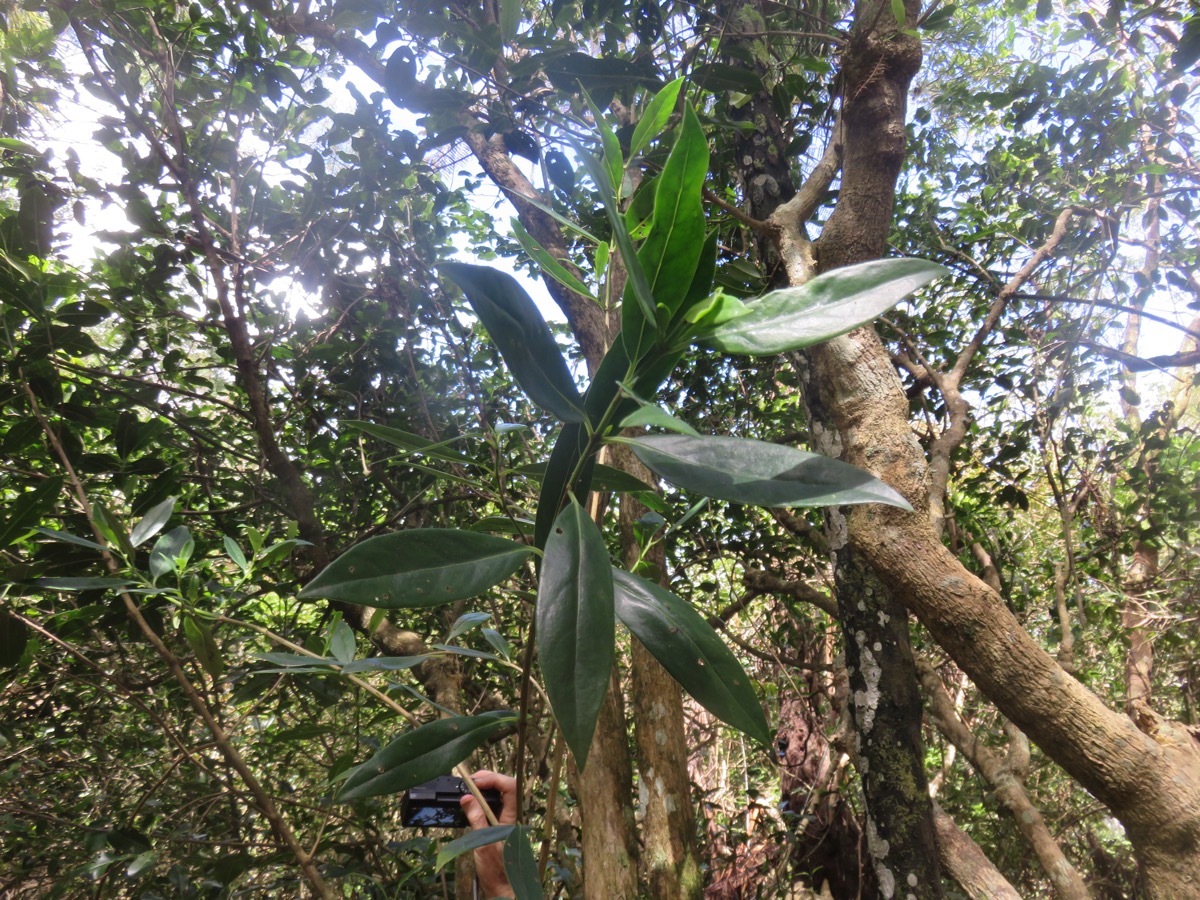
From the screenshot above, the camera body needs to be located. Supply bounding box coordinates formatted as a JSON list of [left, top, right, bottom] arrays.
[[400, 775, 503, 828]]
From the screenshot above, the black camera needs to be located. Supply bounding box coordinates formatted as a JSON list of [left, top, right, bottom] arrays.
[[400, 775, 503, 828]]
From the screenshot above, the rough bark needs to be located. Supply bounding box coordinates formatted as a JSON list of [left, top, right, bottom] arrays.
[[931, 801, 1022, 900], [615, 447, 704, 899], [573, 675, 640, 900]]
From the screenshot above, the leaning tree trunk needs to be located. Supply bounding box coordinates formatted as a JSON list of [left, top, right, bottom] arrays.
[[767, 3, 1200, 892], [719, 0, 944, 892]]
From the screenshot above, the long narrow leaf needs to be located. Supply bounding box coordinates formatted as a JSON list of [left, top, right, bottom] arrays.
[[537, 499, 614, 769], [503, 826, 544, 900], [621, 434, 914, 510], [337, 711, 516, 801], [442, 262, 585, 424], [299, 530, 532, 608], [704, 258, 948, 354], [613, 568, 770, 745]]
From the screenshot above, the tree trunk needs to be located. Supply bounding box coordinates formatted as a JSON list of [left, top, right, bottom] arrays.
[[616, 447, 704, 898]]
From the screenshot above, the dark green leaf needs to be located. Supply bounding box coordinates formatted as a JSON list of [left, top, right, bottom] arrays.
[[34, 527, 105, 551], [537, 498, 614, 769], [298, 530, 532, 608], [621, 434, 914, 510], [442, 262, 585, 423], [704, 259, 948, 355], [93, 501, 134, 559], [0, 478, 63, 551], [691, 62, 766, 94], [510, 219, 595, 301], [0, 610, 29, 668], [336, 711, 516, 801], [613, 569, 770, 745], [512, 461, 654, 494], [224, 535, 248, 571], [436, 826, 515, 870], [503, 826, 544, 900]]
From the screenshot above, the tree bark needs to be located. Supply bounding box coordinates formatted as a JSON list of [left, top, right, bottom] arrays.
[[931, 801, 1023, 900]]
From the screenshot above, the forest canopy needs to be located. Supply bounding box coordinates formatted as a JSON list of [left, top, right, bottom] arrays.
[[2, 0, 1200, 898]]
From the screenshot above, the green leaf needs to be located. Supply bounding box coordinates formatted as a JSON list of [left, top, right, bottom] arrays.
[[0, 478, 63, 551], [125, 850, 157, 878], [340, 656, 428, 674], [620, 434, 914, 510], [0, 610, 29, 668], [35, 576, 136, 590], [442, 262, 585, 423], [891, 0, 907, 26], [329, 621, 356, 665], [34, 527, 106, 551], [630, 77, 684, 159], [224, 535, 248, 571], [499, 0, 520, 42], [613, 569, 770, 745], [93, 501, 134, 558], [448, 612, 491, 641], [503, 826, 544, 900], [510, 218, 597, 301], [436, 826, 516, 870], [481, 628, 512, 659], [183, 615, 224, 678], [615, 387, 701, 436], [705, 259, 948, 355], [336, 711, 516, 801], [345, 421, 471, 462], [537, 498, 614, 769], [130, 497, 175, 548], [691, 62, 767, 94], [150, 526, 193, 582], [512, 461, 655, 494], [298, 530, 532, 607], [568, 137, 658, 333], [622, 104, 709, 357]]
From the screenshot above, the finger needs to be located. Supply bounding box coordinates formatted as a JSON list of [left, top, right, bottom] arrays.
[[460, 793, 489, 830]]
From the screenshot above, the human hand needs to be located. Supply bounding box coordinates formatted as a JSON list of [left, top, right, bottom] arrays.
[[460, 769, 518, 899]]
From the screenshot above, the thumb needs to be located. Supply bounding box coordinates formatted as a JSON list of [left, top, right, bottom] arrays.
[[460, 793, 488, 830]]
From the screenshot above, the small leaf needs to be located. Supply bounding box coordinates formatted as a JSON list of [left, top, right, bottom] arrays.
[[630, 76, 684, 159], [436, 826, 516, 870], [704, 259, 948, 355], [616, 394, 701, 437], [299, 530, 532, 608], [125, 850, 157, 878], [442, 262, 585, 423], [336, 711, 516, 801], [329, 621, 356, 665], [891, 0, 906, 26], [150, 526, 193, 582], [339, 656, 428, 674], [503, 826, 544, 900], [92, 501, 134, 558], [613, 569, 770, 745], [510, 218, 596, 301], [224, 535, 248, 571], [130, 497, 175, 548], [448, 612, 491, 642], [481, 628, 512, 659], [537, 498, 614, 769], [621, 434, 914, 510]]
